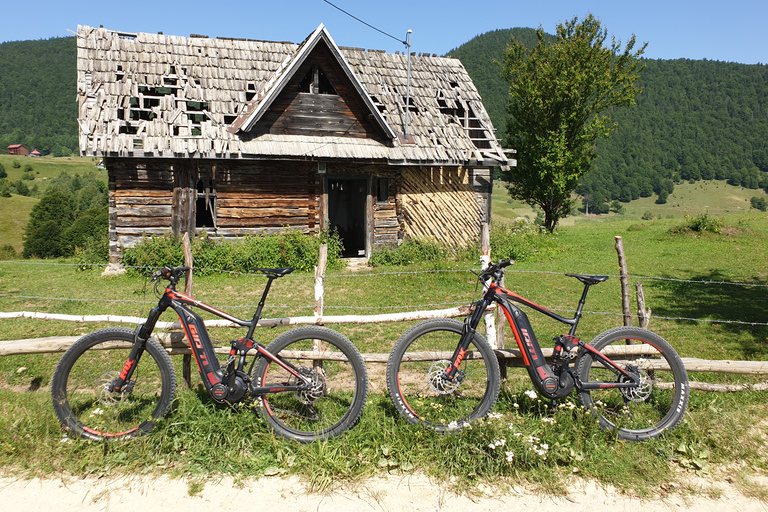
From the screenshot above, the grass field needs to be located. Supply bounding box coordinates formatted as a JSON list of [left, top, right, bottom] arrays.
[[1, 161, 768, 494], [0, 208, 767, 493]]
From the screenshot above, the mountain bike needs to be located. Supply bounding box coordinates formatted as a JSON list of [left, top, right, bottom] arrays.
[[52, 266, 369, 443], [386, 259, 689, 441]]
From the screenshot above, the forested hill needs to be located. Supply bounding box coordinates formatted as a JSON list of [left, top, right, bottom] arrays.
[[448, 28, 768, 203], [0, 37, 77, 156], [1, 31, 767, 204]]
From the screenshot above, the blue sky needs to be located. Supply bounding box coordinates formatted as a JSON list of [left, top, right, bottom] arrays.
[[2, 0, 765, 64]]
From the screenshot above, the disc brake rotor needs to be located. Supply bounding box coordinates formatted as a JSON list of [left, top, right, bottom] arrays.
[[427, 360, 460, 394], [96, 371, 126, 405], [620, 366, 652, 402]]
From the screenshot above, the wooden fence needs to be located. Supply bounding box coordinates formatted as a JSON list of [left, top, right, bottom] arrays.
[[1, 234, 767, 393]]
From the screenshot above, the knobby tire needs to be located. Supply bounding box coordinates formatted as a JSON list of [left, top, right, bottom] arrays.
[[386, 318, 500, 433], [253, 326, 368, 443], [576, 326, 689, 441], [51, 327, 177, 441]]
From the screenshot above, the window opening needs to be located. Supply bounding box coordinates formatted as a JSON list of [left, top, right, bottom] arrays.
[[376, 178, 390, 204], [195, 168, 217, 229], [299, 66, 337, 95]]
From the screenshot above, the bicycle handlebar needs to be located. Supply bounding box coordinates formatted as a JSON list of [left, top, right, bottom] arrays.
[[153, 266, 190, 287], [479, 259, 514, 282]]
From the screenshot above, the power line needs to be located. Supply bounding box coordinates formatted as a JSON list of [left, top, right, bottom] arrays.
[[322, 0, 407, 45]]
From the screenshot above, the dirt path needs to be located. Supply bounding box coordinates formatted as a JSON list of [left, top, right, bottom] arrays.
[[2, 472, 767, 512]]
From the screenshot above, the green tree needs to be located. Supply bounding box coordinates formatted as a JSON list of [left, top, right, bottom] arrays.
[[23, 188, 75, 258], [500, 15, 646, 232]]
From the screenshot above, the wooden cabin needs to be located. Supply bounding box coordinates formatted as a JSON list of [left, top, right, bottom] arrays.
[[7, 144, 30, 156], [76, 25, 509, 263]]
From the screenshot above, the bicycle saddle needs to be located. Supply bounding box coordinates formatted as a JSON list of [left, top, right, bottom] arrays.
[[252, 267, 295, 278], [565, 273, 609, 285]]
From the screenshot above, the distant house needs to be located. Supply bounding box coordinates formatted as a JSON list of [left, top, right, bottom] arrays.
[[76, 25, 509, 264], [7, 144, 29, 156], [29, 150, 41, 157]]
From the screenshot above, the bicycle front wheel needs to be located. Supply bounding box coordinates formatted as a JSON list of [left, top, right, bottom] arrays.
[[386, 318, 500, 433], [51, 327, 177, 441], [253, 326, 368, 443], [576, 326, 689, 442]]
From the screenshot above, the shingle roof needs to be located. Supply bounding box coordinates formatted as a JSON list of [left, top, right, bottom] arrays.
[[77, 25, 507, 166]]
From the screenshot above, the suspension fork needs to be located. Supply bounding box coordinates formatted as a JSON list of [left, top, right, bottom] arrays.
[[444, 300, 489, 380], [109, 303, 167, 393]]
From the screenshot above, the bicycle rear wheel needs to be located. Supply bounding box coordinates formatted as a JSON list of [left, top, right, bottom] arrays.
[[51, 327, 176, 441], [576, 326, 689, 442], [386, 318, 500, 433], [252, 326, 368, 443]]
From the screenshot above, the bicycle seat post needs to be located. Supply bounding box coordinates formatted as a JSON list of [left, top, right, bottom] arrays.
[[246, 274, 277, 339], [568, 283, 592, 335]]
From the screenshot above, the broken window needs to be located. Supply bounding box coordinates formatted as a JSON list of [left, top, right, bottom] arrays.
[[195, 167, 217, 229], [299, 66, 337, 95], [376, 177, 390, 204]]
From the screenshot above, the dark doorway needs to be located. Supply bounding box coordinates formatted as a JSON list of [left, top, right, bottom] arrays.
[[327, 178, 367, 257]]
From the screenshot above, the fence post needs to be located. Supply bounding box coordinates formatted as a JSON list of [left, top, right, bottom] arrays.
[[182, 232, 193, 387], [313, 245, 328, 362], [614, 236, 632, 327], [480, 224, 497, 349], [636, 282, 652, 329]]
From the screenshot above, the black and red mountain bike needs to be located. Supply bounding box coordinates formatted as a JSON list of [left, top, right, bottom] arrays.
[[386, 259, 688, 441], [52, 266, 368, 443]]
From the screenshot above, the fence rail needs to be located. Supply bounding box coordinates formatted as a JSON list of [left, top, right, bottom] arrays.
[[2, 332, 768, 393]]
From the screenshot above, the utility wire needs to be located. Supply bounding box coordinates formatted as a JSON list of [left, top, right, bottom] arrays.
[[322, 0, 407, 45]]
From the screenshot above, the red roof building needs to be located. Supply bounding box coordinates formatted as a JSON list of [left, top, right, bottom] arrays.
[[7, 144, 30, 156]]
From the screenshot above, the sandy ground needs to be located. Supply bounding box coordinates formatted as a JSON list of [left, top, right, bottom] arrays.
[[2, 472, 767, 512]]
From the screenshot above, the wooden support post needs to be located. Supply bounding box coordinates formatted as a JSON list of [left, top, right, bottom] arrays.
[[480, 224, 497, 349], [313, 245, 328, 365], [614, 236, 632, 328], [314, 245, 327, 324], [636, 282, 652, 329], [182, 232, 193, 388]]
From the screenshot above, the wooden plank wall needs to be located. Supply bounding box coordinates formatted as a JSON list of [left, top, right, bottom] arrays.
[[215, 161, 317, 236], [107, 159, 321, 261], [398, 166, 484, 248]]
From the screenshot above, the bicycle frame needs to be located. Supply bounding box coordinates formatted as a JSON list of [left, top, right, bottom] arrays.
[[110, 271, 313, 404], [447, 270, 641, 400]]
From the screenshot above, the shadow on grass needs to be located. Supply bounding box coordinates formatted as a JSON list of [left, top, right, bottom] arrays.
[[647, 270, 768, 358]]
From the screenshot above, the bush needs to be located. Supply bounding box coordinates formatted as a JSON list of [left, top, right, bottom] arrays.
[[489, 218, 549, 262], [368, 219, 553, 268], [0, 245, 17, 259], [750, 196, 767, 212], [368, 237, 450, 267], [670, 212, 723, 235], [686, 212, 722, 233], [122, 230, 344, 274]]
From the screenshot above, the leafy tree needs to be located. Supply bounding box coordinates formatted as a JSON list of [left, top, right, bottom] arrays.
[[500, 15, 646, 231], [0, 163, 6, 179], [23, 188, 75, 258]]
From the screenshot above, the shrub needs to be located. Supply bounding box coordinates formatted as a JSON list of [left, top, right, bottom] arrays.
[[368, 237, 450, 267], [750, 196, 767, 212], [0, 245, 17, 259], [490, 219, 552, 262], [686, 212, 722, 233], [122, 230, 344, 274]]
